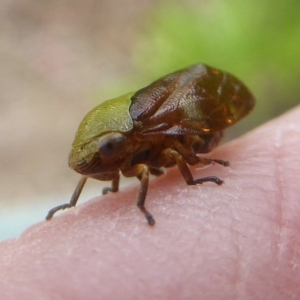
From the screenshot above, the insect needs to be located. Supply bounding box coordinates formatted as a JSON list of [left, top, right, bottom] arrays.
[[46, 63, 255, 225]]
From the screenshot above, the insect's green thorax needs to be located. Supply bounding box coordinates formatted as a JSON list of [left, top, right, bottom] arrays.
[[72, 92, 135, 147]]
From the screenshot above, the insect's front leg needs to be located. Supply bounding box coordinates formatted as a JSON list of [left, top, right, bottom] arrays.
[[149, 167, 165, 176], [46, 176, 87, 220], [102, 174, 120, 195], [122, 164, 155, 226], [170, 150, 224, 186]]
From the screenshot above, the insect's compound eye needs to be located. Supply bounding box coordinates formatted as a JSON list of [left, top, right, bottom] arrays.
[[98, 133, 127, 158]]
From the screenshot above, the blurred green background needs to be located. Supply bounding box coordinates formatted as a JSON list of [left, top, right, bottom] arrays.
[[129, 0, 300, 131], [0, 0, 299, 241]]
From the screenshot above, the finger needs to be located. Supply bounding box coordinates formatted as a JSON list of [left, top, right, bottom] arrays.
[[0, 106, 300, 299]]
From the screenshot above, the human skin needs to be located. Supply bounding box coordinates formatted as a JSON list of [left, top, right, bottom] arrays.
[[0, 105, 300, 300]]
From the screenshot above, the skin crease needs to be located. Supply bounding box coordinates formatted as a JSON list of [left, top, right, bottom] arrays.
[[0, 106, 300, 300]]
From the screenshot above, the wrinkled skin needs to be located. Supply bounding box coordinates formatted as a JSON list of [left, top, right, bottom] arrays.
[[0, 105, 300, 300]]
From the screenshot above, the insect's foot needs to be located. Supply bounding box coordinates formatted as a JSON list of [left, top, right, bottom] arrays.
[[102, 187, 112, 195], [212, 159, 230, 167], [46, 203, 73, 220], [213, 177, 224, 185], [193, 176, 224, 186], [146, 213, 155, 226]]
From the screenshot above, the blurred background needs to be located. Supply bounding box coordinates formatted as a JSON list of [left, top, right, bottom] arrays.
[[1, 0, 299, 240]]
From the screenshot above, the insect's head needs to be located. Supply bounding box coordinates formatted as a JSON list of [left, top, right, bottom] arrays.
[[68, 131, 130, 176], [68, 92, 135, 176]]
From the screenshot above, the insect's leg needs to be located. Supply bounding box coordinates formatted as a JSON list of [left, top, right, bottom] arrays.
[[46, 176, 87, 220], [170, 150, 223, 185], [122, 165, 155, 226], [173, 139, 229, 167], [102, 174, 120, 195], [149, 167, 165, 176], [197, 157, 230, 167], [173, 139, 200, 165]]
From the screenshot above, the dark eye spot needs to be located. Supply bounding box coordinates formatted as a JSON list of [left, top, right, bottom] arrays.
[[98, 133, 127, 158]]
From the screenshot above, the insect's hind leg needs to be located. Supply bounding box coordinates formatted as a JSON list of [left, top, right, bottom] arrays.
[[46, 176, 87, 220], [197, 157, 230, 167], [173, 136, 229, 167], [170, 150, 224, 186]]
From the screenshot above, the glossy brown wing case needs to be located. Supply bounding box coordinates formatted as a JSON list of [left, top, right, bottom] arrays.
[[129, 64, 255, 135]]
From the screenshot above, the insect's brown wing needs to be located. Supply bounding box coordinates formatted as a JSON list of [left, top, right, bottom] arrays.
[[130, 64, 255, 135]]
